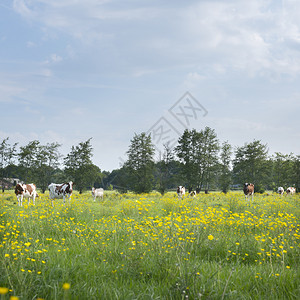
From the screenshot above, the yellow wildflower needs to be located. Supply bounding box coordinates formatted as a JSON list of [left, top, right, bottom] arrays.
[[62, 283, 71, 290], [0, 287, 9, 295]]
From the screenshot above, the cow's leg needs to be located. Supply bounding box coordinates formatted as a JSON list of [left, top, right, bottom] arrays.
[[63, 195, 65, 204], [20, 195, 23, 206], [33, 195, 35, 205]]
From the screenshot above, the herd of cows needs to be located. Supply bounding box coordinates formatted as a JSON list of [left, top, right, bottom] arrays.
[[176, 183, 296, 201], [11, 181, 297, 207]]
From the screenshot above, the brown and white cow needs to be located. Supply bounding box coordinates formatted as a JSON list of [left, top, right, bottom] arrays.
[[286, 187, 296, 195], [177, 186, 186, 198], [48, 181, 73, 206], [243, 183, 254, 202], [15, 183, 38, 206]]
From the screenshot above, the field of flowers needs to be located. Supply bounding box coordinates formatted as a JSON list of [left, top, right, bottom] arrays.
[[0, 190, 299, 299]]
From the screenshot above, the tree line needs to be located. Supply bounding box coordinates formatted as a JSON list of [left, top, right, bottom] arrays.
[[1, 127, 299, 194]]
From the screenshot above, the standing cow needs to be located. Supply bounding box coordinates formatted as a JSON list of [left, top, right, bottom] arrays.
[[92, 187, 104, 201], [243, 183, 254, 202], [177, 186, 186, 198], [15, 183, 39, 206], [48, 181, 73, 206]]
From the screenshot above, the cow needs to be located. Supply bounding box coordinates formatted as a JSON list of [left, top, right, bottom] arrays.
[[92, 187, 104, 201], [277, 187, 284, 196], [48, 181, 73, 206], [243, 183, 254, 202], [286, 187, 296, 195], [14, 183, 38, 206], [189, 190, 197, 197], [177, 186, 185, 198]]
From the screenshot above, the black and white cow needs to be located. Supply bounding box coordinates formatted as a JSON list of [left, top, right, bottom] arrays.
[[48, 181, 73, 206], [177, 186, 186, 198]]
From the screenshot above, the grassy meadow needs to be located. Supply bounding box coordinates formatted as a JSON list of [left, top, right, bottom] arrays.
[[0, 190, 299, 299]]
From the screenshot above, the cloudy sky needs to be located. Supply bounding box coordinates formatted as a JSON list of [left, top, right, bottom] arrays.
[[1, 0, 299, 171]]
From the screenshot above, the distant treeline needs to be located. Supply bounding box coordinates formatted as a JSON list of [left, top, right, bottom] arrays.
[[1, 127, 299, 194]]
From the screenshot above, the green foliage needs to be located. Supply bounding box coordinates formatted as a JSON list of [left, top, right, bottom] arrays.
[[272, 152, 297, 189], [219, 141, 232, 193], [155, 144, 180, 194], [125, 132, 155, 193], [64, 138, 101, 193], [175, 127, 220, 191], [233, 140, 270, 188]]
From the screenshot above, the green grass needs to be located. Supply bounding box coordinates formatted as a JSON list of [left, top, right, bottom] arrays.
[[0, 190, 299, 299]]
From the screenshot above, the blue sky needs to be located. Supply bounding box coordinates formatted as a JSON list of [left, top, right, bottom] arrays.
[[1, 0, 299, 171]]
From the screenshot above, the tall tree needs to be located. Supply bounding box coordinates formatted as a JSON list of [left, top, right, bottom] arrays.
[[18, 140, 40, 183], [175, 127, 220, 192], [155, 143, 178, 195], [0, 137, 18, 191], [219, 141, 232, 193], [293, 155, 300, 192], [271, 152, 295, 189], [125, 132, 155, 193], [233, 140, 269, 192], [175, 129, 194, 188], [64, 138, 101, 193], [34, 143, 62, 193]]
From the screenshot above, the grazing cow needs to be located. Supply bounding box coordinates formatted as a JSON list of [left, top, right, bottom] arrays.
[[277, 187, 284, 196], [286, 187, 296, 195], [177, 186, 185, 198], [48, 181, 73, 206], [92, 187, 104, 201], [14, 183, 38, 206], [189, 190, 197, 197], [243, 183, 254, 202]]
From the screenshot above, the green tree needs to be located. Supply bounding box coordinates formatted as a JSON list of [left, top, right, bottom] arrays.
[[0, 137, 18, 191], [64, 138, 101, 193], [18, 140, 40, 183], [233, 140, 270, 193], [175, 127, 220, 192], [155, 143, 178, 195], [175, 129, 194, 188], [271, 152, 295, 189], [34, 143, 62, 193], [219, 141, 232, 193], [125, 132, 155, 193], [293, 155, 300, 192]]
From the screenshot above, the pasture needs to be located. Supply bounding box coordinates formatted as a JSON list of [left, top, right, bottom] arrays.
[[0, 191, 299, 299]]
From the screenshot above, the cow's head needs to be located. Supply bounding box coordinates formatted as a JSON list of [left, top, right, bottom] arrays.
[[15, 184, 24, 195], [67, 181, 73, 194]]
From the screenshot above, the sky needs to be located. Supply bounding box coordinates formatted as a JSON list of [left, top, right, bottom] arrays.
[[1, 0, 300, 171]]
